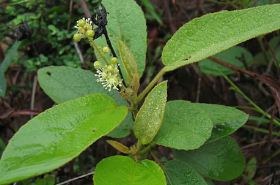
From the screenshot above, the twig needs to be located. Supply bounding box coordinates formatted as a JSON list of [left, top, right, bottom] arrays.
[[195, 76, 201, 102], [74, 42, 84, 64], [223, 75, 280, 126], [242, 139, 280, 149], [30, 75, 37, 118], [79, 0, 91, 18], [243, 125, 280, 137], [56, 172, 94, 185], [67, 0, 73, 30]]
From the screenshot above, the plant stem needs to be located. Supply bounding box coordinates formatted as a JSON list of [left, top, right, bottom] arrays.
[[224, 75, 280, 126], [89, 38, 109, 64], [243, 125, 280, 137], [136, 67, 168, 103]]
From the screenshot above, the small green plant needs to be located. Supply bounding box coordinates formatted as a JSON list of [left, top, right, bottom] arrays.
[[1, 1, 280, 185]]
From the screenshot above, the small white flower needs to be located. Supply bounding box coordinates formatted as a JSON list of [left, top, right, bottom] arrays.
[[95, 64, 122, 91], [73, 18, 95, 41]]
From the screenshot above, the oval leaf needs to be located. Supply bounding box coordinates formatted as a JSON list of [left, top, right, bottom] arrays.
[[164, 160, 208, 185], [94, 155, 166, 185], [134, 81, 167, 144], [155, 100, 213, 151], [38, 66, 132, 138], [199, 46, 253, 76], [0, 94, 128, 184], [162, 4, 280, 70], [117, 40, 139, 89], [191, 103, 248, 142], [174, 137, 245, 181], [96, 0, 147, 76]]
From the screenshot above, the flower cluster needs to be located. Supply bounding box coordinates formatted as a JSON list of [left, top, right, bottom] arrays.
[[94, 47, 123, 91], [73, 18, 95, 42], [73, 18, 123, 91]]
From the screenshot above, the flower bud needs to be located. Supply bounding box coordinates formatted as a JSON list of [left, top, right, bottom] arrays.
[[86, 30, 95, 37], [103, 47, 110, 53], [111, 57, 118, 64], [77, 19, 86, 27], [73, 33, 82, 42], [94, 61, 101, 69]]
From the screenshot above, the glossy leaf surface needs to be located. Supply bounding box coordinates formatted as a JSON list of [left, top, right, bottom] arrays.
[[155, 101, 213, 150], [0, 94, 128, 184], [199, 46, 253, 76], [38, 66, 132, 138], [164, 160, 208, 185], [94, 155, 166, 185], [174, 137, 245, 181], [134, 81, 167, 144], [162, 4, 280, 70], [97, 0, 147, 76], [192, 103, 248, 142]]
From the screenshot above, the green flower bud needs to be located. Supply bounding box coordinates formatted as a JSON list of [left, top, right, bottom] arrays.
[[103, 47, 110, 53], [111, 57, 118, 64], [73, 33, 82, 42], [94, 61, 101, 69], [77, 19, 86, 27], [86, 30, 95, 37]]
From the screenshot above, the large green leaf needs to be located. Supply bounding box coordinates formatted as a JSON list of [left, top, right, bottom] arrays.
[[94, 155, 166, 185], [38, 66, 132, 138], [164, 160, 208, 185], [0, 41, 21, 96], [162, 4, 280, 70], [134, 81, 167, 144], [96, 0, 147, 76], [174, 137, 245, 181], [0, 94, 128, 184], [155, 101, 213, 151], [199, 46, 253, 76], [191, 103, 248, 142]]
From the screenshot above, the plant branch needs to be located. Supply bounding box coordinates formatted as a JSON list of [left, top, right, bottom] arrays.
[[223, 75, 280, 126], [56, 171, 94, 185], [137, 67, 168, 103], [243, 125, 280, 137]]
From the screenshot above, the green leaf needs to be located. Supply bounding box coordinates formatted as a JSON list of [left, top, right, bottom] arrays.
[[94, 155, 166, 185], [96, 0, 147, 76], [0, 94, 128, 184], [0, 41, 21, 97], [162, 4, 280, 71], [245, 157, 257, 179], [191, 103, 248, 142], [155, 100, 213, 151], [117, 40, 139, 89], [38, 66, 132, 138], [174, 137, 245, 181], [134, 81, 167, 144], [199, 46, 253, 76], [164, 160, 208, 185]]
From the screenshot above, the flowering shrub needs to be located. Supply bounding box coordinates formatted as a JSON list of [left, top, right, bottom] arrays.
[[0, 1, 280, 185]]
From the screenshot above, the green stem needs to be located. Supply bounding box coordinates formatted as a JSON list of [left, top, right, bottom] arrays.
[[139, 142, 156, 155], [88, 38, 109, 64], [136, 67, 168, 103], [223, 75, 280, 126], [243, 125, 280, 137]]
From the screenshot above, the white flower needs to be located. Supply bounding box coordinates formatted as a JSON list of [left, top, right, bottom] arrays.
[[95, 64, 122, 91], [73, 18, 95, 41]]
